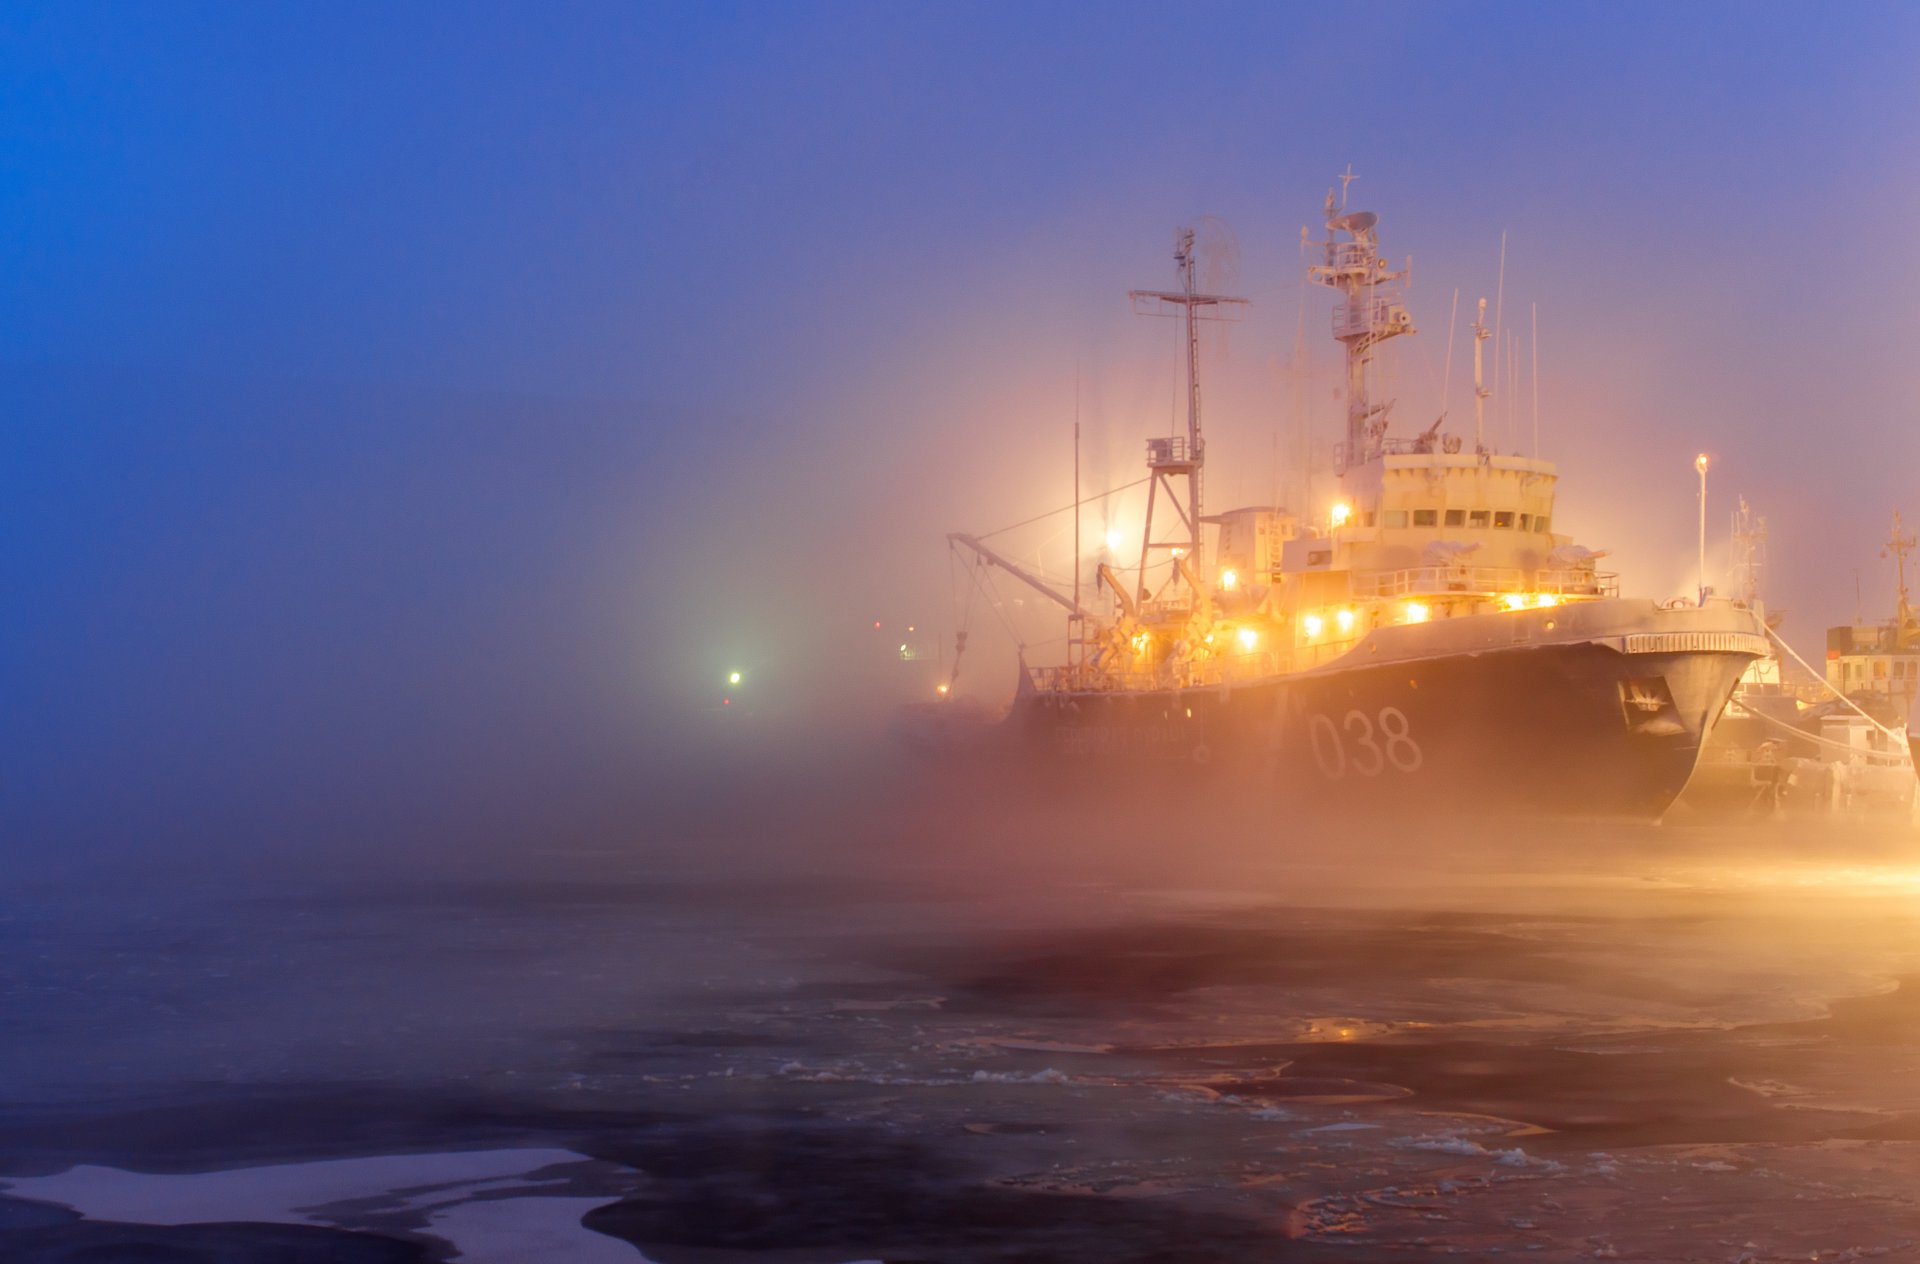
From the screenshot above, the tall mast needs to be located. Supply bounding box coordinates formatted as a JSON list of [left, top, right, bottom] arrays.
[[1471, 297, 1490, 451], [1307, 170, 1414, 474], [1129, 227, 1246, 586], [1731, 495, 1767, 611], [1886, 510, 1916, 647]]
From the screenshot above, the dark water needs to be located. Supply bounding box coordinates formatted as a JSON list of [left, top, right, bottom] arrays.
[[5, 806, 1920, 1262]]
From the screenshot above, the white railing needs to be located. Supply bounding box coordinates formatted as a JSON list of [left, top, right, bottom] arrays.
[[1352, 566, 1619, 599], [1146, 436, 1196, 466]]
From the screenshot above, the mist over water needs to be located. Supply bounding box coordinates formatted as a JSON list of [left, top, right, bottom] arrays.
[[7, 4, 1920, 1260]]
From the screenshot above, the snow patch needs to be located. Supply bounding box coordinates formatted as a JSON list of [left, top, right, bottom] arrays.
[[971, 1068, 1070, 1084]]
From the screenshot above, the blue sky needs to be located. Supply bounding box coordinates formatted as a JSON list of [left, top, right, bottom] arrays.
[[4, 3, 1917, 857]]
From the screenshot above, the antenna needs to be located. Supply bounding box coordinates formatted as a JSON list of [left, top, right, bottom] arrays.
[[1530, 302, 1540, 458], [1471, 297, 1490, 451], [1073, 364, 1082, 668], [1441, 287, 1459, 427], [1491, 232, 1508, 444]]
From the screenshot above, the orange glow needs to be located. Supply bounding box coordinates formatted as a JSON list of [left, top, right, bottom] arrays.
[[1336, 608, 1356, 634], [1303, 613, 1325, 637], [1220, 568, 1238, 591], [1236, 627, 1258, 651], [1405, 601, 1430, 623], [1330, 501, 1353, 528], [1502, 593, 1528, 611]]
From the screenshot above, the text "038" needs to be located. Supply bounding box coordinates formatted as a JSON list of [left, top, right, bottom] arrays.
[[1307, 707, 1423, 778]]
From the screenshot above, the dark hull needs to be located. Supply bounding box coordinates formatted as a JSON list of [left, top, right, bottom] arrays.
[[1008, 640, 1753, 821]]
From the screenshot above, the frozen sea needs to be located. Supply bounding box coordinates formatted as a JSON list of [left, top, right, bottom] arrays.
[[6, 785, 1920, 1262]]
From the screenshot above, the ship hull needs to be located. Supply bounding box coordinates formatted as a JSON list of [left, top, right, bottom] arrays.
[[998, 601, 1766, 822]]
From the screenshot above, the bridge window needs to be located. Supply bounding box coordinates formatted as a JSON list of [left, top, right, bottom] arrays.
[[1469, 510, 1490, 528], [1384, 510, 1409, 528], [1493, 511, 1515, 529], [1412, 509, 1437, 527], [1519, 513, 1532, 530], [1364, 511, 1376, 527], [1536, 515, 1551, 533], [1444, 509, 1465, 527]]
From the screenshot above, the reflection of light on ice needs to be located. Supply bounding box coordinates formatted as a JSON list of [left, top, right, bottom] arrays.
[[0, 1148, 650, 1263]]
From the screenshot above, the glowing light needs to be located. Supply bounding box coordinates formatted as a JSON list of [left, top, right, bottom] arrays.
[[1330, 501, 1353, 528], [1404, 601, 1430, 624], [1303, 613, 1325, 637], [1220, 568, 1238, 591], [1171, 547, 1186, 558], [1535, 593, 1559, 609], [1502, 594, 1528, 611], [873, 620, 882, 629], [721, 697, 731, 706], [936, 683, 950, 696], [727, 670, 742, 685], [1695, 452, 1710, 474], [1336, 608, 1356, 634], [1105, 529, 1124, 551], [1237, 627, 1259, 651], [1131, 631, 1151, 653]]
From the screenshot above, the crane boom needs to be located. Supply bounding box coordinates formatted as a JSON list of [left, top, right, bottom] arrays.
[[949, 533, 1093, 619]]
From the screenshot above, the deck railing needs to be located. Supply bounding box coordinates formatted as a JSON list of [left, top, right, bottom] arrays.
[[1351, 566, 1618, 599]]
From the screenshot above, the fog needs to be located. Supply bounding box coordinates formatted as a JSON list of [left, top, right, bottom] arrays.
[[5, 8, 1915, 879]]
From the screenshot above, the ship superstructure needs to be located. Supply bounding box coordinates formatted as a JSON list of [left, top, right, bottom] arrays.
[[1826, 511, 1920, 723], [945, 178, 1769, 819]]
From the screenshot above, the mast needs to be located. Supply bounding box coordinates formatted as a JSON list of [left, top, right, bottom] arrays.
[[1731, 495, 1767, 611], [1307, 170, 1414, 474], [1471, 297, 1490, 451], [1886, 510, 1917, 648], [1129, 227, 1247, 590]]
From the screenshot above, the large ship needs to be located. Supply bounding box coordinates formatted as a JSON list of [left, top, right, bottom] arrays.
[[942, 179, 1768, 820]]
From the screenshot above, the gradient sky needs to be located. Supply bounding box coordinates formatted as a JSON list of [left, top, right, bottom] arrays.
[[6, 2, 1918, 859]]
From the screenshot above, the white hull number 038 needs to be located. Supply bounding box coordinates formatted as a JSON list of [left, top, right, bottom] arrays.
[[1308, 707, 1423, 778]]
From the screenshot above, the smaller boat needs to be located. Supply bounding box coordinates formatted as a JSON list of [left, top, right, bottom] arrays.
[[1674, 507, 1915, 818]]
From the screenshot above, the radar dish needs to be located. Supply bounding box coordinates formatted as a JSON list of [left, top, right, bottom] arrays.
[[1330, 210, 1377, 234]]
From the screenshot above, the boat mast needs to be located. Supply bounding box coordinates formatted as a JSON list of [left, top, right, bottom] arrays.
[[1886, 510, 1916, 648], [1308, 169, 1414, 476], [1730, 495, 1767, 612], [1129, 228, 1246, 592]]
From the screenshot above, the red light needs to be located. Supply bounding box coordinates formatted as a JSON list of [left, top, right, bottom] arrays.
[[873, 620, 882, 629], [721, 697, 731, 706]]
